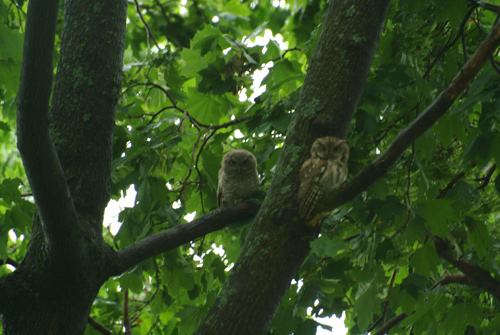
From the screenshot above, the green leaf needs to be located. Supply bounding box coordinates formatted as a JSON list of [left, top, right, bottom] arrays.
[[436, 0, 468, 27], [417, 199, 452, 237], [118, 272, 144, 293], [191, 25, 222, 56], [180, 48, 208, 77], [410, 241, 440, 276], [310, 236, 347, 258], [0, 24, 23, 62], [467, 219, 492, 259], [353, 277, 380, 331]]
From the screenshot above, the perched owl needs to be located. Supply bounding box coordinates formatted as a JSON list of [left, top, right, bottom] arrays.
[[217, 149, 259, 207], [298, 136, 349, 225]]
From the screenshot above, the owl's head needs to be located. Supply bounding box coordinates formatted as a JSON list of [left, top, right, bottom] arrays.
[[311, 136, 349, 161], [222, 149, 257, 174]]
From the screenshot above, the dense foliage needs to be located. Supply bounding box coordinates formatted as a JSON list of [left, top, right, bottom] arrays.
[[1, 0, 500, 334]]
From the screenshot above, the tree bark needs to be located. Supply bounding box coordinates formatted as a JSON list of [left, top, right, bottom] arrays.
[[1, 0, 127, 333], [195, 1, 391, 334]]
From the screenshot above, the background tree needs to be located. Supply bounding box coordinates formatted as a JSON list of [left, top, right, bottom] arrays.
[[0, 0, 500, 334]]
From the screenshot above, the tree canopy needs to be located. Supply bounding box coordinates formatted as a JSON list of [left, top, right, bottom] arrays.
[[1, 0, 500, 334]]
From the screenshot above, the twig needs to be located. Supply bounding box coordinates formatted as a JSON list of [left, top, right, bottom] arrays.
[[373, 102, 420, 149], [477, 164, 496, 190], [153, 0, 183, 47], [124, 289, 132, 335], [382, 270, 398, 324], [194, 130, 217, 214], [270, 46, 303, 62], [132, 0, 160, 50], [423, 6, 476, 80]]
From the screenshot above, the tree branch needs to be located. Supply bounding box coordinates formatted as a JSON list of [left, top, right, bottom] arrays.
[[430, 273, 476, 289], [16, 0, 82, 259], [432, 236, 500, 301], [109, 201, 260, 276], [87, 316, 114, 335], [320, 19, 500, 215], [372, 313, 407, 335]]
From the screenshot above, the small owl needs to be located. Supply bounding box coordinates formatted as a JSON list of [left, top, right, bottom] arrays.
[[217, 149, 259, 208], [298, 136, 349, 224]]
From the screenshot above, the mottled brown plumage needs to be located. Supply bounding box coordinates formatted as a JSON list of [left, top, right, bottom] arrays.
[[298, 137, 349, 224], [217, 149, 259, 207]]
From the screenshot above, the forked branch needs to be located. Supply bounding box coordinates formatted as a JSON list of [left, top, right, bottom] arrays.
[[16, 0, 81, 259]]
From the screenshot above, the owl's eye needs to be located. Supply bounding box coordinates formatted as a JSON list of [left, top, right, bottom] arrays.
[[229, 159, 237, 166], [242, 160, 248, 165]]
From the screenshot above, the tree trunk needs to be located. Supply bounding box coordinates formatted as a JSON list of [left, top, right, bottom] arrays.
[[0, 0, 127, 333], [196, 1, 391, 334]]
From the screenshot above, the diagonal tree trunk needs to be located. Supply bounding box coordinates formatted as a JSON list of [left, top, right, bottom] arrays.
[[196, 1, 391, 334]]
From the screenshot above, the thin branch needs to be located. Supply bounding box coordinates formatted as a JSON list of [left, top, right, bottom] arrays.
[[124, 289, 132, 335], [193, 130, 217, 214], [437, 172, 466, 199], [431, 273, 475, 289], [152, 0, 183, 47], [270, 46, 303, 62], [0, 258, 19, 268], [132, 0, 160, 50], [372, 313, 407, 335], [382, 270, 398, 325], [321, 19, 500, 215], [108, 201, 260, 276], [87, 317, 114, 335], [477, 164, 496, 190], [17, 0, 82, 260]]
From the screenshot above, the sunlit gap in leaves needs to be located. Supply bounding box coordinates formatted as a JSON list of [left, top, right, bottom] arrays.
[[6, 230, 22, 271], [291, 277, 348, 334], [179, 0, 188, 16], [272, 0, 287, 8], [189, 243, 234, 271], [103, 185, 136, 235], [236, 29, 288, 103]]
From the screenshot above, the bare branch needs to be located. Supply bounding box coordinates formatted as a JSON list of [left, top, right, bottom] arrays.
[[109, 201, 260, 276]]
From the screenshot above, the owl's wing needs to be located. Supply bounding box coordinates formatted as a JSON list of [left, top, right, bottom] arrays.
[[217, 185, 223, 208], [298, 157, 327, 219], [298, 183, 323, 220]]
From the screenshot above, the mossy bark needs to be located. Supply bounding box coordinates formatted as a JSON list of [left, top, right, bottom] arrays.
[[1, 0, 127, 333]]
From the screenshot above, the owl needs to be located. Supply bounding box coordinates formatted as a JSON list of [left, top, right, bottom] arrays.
[[217, 149, 259, 208], [297, 136, 349, 225]]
